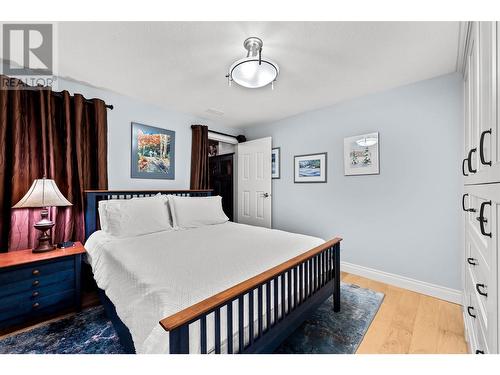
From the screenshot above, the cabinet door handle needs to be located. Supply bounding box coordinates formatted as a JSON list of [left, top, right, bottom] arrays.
[[462, 194, 476, 212], [476, 283, 488, 297], [467, 257, 478, 266], [477, 201, 492, 237], [32, 302, 40, 309], [32, 280, 40, 287], [32, 291, 39, 297], [467, 306, 476, 318], [32, 269, 40, 276], [462, 158, 469, 176], [467, 148, 477, 173], [479, 129, 492, 166], [476, 350, 484, 354]]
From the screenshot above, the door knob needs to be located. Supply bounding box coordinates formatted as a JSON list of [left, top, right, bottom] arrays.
[[262, 193, 270, 198]]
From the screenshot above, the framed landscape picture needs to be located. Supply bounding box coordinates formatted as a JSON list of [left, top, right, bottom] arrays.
[[344, 132, 379, 176], [272, 147, 281, 179], [294, 152, 327, 183], [131, 122, 175, 179]]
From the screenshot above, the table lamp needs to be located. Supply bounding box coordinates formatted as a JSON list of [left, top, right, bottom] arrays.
[[12, 177, 72, 253]]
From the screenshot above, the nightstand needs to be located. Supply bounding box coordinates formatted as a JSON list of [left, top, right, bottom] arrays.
[[0, 242, 85, 332]]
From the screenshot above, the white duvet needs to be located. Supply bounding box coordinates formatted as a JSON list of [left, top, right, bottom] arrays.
[[85, 222, 324, 353]]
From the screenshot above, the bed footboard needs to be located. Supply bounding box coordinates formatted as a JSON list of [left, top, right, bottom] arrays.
[[160, 238, 341, 354]]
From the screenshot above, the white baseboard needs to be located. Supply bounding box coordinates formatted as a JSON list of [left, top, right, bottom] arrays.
[[341, 261, 463, 304]]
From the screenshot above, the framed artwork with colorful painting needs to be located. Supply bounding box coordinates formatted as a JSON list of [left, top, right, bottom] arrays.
[[131, 122, 175, 179], [272, 147, 281, 179], [294, 152, 327, 183], [344, 132, 379, 176]]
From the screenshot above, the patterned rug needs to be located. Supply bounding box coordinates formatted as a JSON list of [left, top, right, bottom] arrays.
[[0, 283, 383, 354]]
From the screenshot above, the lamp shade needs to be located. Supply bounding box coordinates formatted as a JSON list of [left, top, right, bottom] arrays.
[[12, 178, 72, 208]]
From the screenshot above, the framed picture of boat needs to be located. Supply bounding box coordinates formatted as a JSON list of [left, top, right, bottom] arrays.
[[131, 122, 176, 179], [294, 152, 327, 183], [344, 132, 379, 176]]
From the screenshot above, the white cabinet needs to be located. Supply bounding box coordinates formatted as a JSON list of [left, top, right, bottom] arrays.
[[463, 184, 499, 353], [462, 21, 500, 355], [464, 22, 500, 185]]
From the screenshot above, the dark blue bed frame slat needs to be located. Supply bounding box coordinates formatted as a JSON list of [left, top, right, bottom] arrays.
[[83, 189, 341, 354]]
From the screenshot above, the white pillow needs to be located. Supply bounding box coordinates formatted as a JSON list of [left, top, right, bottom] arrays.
[[98, 194, 172, 238], [169, 195, 229, 228]]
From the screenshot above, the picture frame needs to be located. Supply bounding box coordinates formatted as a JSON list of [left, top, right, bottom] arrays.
[[343, 132, 379, 176], [272, 147, 281, 179], [131, 122, 176, 179], [294, 152, 327, 183]]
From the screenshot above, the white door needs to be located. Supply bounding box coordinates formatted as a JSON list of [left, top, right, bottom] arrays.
[[237, 137, 272, 228]]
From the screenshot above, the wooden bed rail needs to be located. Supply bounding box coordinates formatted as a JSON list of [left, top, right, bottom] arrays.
[[160, 237, 341, 331], [160, 237, 342, 354]]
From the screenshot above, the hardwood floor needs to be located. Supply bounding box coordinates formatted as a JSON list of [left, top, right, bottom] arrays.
[[342, 272, 468, 354]]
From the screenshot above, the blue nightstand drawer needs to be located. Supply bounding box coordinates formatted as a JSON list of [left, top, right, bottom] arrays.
[[0, 257, 73, 285], [0, 289, 75, 328], [0, 268, 75, 299], [0, 278, 75, 319]]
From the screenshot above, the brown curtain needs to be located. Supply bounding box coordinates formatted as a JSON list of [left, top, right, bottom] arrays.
[[190, 124, 209, 189], [0, 75, 108, 251]]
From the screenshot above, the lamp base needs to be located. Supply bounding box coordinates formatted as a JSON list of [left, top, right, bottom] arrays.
[[32, 242, 57, 253], [32, 208, 57, 253]]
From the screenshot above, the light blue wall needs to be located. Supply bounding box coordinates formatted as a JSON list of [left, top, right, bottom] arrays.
[[51, 77, 237, 190], [244, 73, 464, 289]]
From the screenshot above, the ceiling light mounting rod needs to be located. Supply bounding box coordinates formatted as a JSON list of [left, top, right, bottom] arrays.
[[244, 37, 262, 58]]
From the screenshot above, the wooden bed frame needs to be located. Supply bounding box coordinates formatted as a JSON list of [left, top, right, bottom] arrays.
[[84, 189, 341, 354]]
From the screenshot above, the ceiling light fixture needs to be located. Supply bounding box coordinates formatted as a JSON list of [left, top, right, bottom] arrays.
[[226, 37, 279, 89]]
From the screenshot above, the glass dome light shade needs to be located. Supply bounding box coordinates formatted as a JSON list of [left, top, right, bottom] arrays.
[[229, 57, 279, 89]]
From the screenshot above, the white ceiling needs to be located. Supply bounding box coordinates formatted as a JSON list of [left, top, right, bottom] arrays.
[[56, 22, 459, 128]]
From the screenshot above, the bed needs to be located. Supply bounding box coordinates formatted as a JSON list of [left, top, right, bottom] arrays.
[[84, 189, 341, 354]]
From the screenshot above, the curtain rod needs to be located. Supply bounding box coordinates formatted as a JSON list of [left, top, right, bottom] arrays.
[[208, 129, 246, 143], [51, 91, 113, 110]]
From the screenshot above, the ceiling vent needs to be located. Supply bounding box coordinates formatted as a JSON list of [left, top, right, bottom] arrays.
[[205, 108, 225, 116]]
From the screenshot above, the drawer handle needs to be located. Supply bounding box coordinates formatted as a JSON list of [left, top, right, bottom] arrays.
[[462, 194, 476, 212], [476, 283, 488, 297], [479, 129, 492, 166], [467, 148, 477, 173], [32, 280, 40, 287], [462, 158, 469, 176], [477, 201, 492, 238], [32, 269, 40, 276], [32, 302, 40, 309], [476, 350, 484, 354], [467, 306, 476, 318], [467, 257, 478, 266], [32, 291, 39, 298]]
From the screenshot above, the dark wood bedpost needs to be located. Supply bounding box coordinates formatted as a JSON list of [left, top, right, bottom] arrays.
[[333, 242, 341, 312], [169, 325, 190, 354]]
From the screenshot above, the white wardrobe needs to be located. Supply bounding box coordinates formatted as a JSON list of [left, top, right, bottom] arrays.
[[462, 21, 500, 354]]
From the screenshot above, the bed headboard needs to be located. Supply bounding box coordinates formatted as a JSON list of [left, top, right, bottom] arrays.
[[84, 189, 213, 241]]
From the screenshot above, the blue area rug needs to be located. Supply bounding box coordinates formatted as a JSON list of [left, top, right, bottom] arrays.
[[0, 283, 383, 354]]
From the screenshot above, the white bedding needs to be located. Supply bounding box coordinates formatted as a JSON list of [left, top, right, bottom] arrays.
[[85, 221, 324, 353]]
